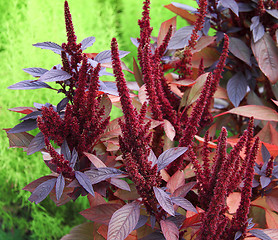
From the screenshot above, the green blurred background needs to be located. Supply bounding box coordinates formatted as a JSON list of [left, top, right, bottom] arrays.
[[0, 0, 196, 239]]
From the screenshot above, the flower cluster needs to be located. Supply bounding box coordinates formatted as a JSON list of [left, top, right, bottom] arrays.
[[189, 119, 260, 240], [111, 37, 164, 220]]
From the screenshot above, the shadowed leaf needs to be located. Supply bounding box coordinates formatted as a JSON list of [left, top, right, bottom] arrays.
[[229, 37, 251, 65], [227, 72, 247, 107], [28, 178, 56, 204], [4, 129, 34, 149], [160, 220, 179, 240], [27, 131, 45, 155], [56, 173, 65, 201], [75, 171, 95, 196], [80, 203, 122, 225]]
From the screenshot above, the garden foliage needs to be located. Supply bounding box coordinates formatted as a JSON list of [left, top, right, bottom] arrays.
[[5, 0, 278, 239]]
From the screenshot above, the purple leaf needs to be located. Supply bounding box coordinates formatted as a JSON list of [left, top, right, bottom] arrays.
[[28, 178, 56, 204], [234, 231, 242, 240], [157, 147, 188, 172], [8, 80, 51, 90], [27, 132, 45, 155], [160, 220, 179, 240], [110, 178, 130, 191], [266, 9, 278, 19], [219, 0, 239, 16], [141, 231, 166, 240], [134, 215, 148, 230], [23, 67, 48, 77], [57, 97, 69, 112], [56, 173, 65, 201], [8, 119, 37, 133], [61, 140, 71, 161], [260, 176, 271, 188], [130, 37, 139, 48], [238, 3, 253, 12], [70, 148, 78, 168], [80, 36, 96, 50], [95, 50, 130, 63], [33, 41, 64, 54], [75, 171, 95, 196], [171, 196, 197, 213], [229, 37, 251, 66], [167, 215, 186, 227], [153, 187, 175, 216], [227, 72, 247, 107], [249, 229, 272, 240], [171, 2, 197, 12], [107, 201, 140, 240], [85, 168, 125, 185], [20, 111, 42, 121], [148, 149, 158, 167], [168, 26, 194, 49], [261, 143, 271, 163], [251, 17, 265, 43], [39, 69, 72, 82], [150, 215, 156, 229]]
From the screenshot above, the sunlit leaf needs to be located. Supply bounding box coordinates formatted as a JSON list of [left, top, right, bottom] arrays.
[[171, 196, 197, 213], [157, 147, 188, 172], [39, 69, 72, 82], [153, 187, 175, 216], [8, 80, 51, 90], [107, 202, 140, 240], [33, 41, 64, 54], [252, 33, 278, 84], [249, 229, 272, 240], [80, 36, 95, 50], [215, 105, 278, 122]]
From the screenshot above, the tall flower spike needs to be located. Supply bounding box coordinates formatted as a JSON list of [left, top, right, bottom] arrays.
[[64, 1, 77, 49], [111, 38, 138, 134], [229, 137, 260, 239]]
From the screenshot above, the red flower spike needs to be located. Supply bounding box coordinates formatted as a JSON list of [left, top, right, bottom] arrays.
[[64, 1, 77, 50], [229, 137, 260, 238], [266, 156, 274, 177]]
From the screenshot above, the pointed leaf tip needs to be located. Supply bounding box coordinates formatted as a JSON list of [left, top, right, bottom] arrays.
[[107, 202, 140, 240]]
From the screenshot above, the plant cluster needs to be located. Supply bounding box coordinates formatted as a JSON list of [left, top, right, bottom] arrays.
[[5, 0, 278, 239]]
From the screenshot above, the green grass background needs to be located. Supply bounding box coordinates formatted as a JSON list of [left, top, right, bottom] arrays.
[[0, 0, 196, 239]]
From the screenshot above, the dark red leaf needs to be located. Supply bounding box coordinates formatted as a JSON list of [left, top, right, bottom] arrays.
[[8, 107, 37, 114], [80, 203, 123, 225], [4, 129, 34, 149], [157, 17, 176, 47], [164, 4, 197, 25], [160, 220, 179, 240], [251, 33, 278, 84]]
